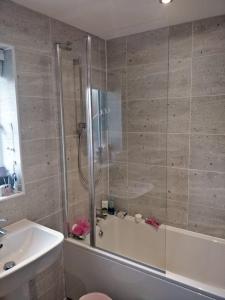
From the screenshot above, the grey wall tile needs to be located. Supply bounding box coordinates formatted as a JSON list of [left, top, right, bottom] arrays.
[[50, 18, 86, 44], [26, 176, 61, 221], [190, 134, 225, 172], [191, 95, 225, 134], [168, 98, 190, 133], [109, 162, 127, 200], [67, 170, 88, 206], [37, 210, 64, 232], [167, 200, 188, 228], [167, 167, 188, 203], [188, 204, 225, 239], [128, 132, 166, 166], [127, 28, 169, 65], [169, 58, 191, 98], [65, 135, 79, 172], [19, 97, 58, 140], [189, 170, 225, 209], [0, 0, 51, 52], [92, 68, 106, 90], [127, 99, 167, 133], [107, 68, 126, 100], [22, 138, 59, 183], [192, 53, 225, 97], [15, 49, 51, 74], [63, 99, 78, 137], [17, 72, 54, 99], [91, 37, 106, 70], [127, 64, 168, 99], [107, 37, 126, 69], [128, 163, 166, 201], [128, 197, 166, 221], [109, 130, 128, 163], [169, 22, 192, 59], [167, 134, 189, 168], [193, 15, 225, 57]]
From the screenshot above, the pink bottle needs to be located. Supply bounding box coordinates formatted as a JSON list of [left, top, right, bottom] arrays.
[[79, 292, 112, 300]]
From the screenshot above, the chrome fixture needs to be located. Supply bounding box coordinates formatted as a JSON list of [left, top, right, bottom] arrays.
[[159, 0, 173, 4], [96, 209, 107, 220], [3, 261, 16, 271], [96, 218, 104, 238], [0, 218, 8, 237]]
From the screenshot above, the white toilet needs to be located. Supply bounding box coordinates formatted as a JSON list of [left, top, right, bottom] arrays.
[[79, 292, 112, 300]]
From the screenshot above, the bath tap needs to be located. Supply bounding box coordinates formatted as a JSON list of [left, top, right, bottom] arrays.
[[0, 218, 7, 237]]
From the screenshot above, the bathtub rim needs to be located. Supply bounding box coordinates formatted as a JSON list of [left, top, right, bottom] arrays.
[[65, 237, 225, 300]]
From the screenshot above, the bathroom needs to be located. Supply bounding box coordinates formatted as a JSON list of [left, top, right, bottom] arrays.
[[0, 0, 225, 299]]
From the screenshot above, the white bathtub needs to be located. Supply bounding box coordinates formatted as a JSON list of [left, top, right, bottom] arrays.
[[74, 215, 225, 299]]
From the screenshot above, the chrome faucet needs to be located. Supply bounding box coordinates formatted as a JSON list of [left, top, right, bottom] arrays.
[[0, 218, 8, 237]]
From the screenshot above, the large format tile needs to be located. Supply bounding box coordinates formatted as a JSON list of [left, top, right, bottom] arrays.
[[15, 49, 51, 74], [193, 15, 225, 57], [109, 162, 127, 200], [167, 167, 188, 203], [19, 96, 58, 140], [190, 134, 225, 172], [128, 132, 166, 166], [26, 176, 61, 221], [109, 130, 127, 163], [50, 18, 85, 45], [65, 133, 98, 175], [127, 64, 168, 99], [167, 200, 188, 228], [169, 22, 192, 60], [67, 170, 89, 206], [0, 0, 51, 52], [107, 68, 126, 100], [191, 95, 225, 134], [168, 97, 190, 133], [127, 99, 167, 133], [167, 134, 189, 168], [22, 138, 59, 183], [189, 170, 225, 209], [192, 53, 225, 97], [127, 28, 169, 65], [188, 204, 225, 239], [128, 163, 166, 201], [107, 37, 126, 69], [128, 197, 166, 222], [169, 58, 191, 98], [91, 37, 106, 70], [37, 210, 64, 233], [17, 72, 54, 99]]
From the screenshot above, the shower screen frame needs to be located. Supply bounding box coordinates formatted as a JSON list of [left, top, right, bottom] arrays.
[[56, 35, 96, 246]]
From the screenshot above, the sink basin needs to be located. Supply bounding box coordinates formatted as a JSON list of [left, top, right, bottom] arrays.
[[0, 219, 64, 298]]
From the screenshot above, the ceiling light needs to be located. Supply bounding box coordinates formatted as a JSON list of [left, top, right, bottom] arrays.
[[159, 0, 173, 4]]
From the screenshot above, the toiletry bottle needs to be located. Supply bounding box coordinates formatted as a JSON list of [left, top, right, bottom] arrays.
[[101, 200, 108, 216], [108, 197, 115, 215]]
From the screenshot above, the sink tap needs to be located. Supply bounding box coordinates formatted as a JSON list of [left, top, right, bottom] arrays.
[[0, 218, 8, 237]]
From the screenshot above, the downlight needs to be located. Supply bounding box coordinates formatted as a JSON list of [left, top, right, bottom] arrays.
[[159, 0, 173, 4]]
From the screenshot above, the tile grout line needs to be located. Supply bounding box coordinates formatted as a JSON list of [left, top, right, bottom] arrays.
[[187, 21, 194, 230]]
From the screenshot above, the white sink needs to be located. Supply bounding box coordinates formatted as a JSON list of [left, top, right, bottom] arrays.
[[0, 219, 64, 298]]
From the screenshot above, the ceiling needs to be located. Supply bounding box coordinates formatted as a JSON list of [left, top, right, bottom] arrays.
[[12, 0, 225, 39]]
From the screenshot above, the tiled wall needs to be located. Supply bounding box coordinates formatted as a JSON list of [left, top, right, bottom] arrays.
[[107, 15, 225, 239], [0, 0, 105, 299]]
